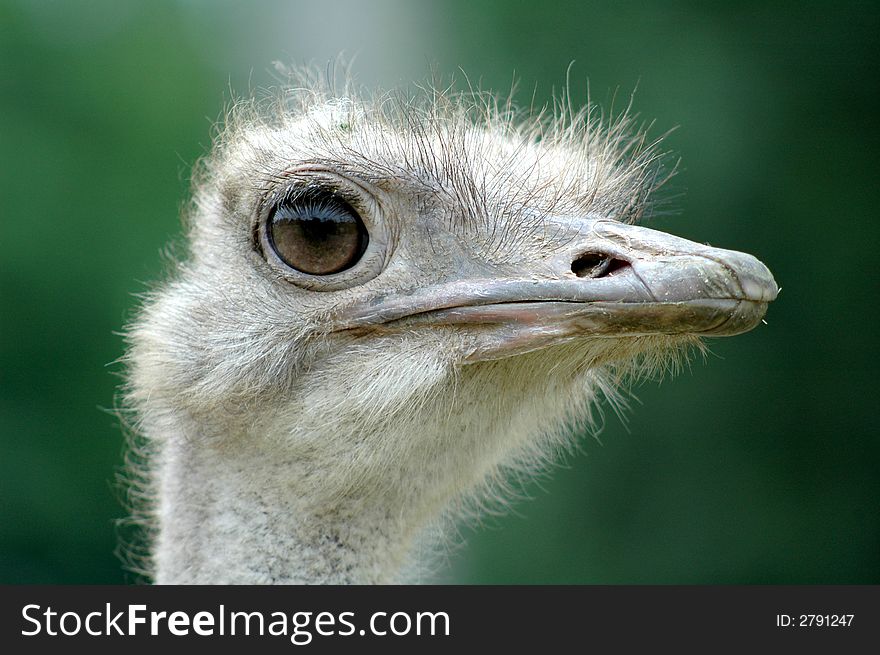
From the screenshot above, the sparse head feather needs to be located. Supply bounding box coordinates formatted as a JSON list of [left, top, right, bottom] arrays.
[[204, 65, 674, 236]]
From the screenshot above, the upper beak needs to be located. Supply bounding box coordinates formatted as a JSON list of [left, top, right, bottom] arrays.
[[335, 217, 778, 362]]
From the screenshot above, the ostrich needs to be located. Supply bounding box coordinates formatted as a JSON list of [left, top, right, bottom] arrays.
[[122, 72, 777, 584]]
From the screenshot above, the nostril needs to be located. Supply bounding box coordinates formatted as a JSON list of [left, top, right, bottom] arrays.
[[571, 253, 608, 277], [571, 252, 629, 278]]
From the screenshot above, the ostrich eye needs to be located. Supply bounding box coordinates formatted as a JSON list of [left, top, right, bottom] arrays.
[[267, 191, 369, 275]]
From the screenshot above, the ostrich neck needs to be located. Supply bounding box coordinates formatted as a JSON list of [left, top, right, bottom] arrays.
[[148, 350, 578, 584], [152, 419, 443, 584]]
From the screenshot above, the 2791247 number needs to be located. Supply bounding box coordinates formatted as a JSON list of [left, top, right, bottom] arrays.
[[776, 614, 854, 627]]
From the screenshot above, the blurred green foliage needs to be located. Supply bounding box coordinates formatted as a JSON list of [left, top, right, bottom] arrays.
[[1, 0, 877, 583]]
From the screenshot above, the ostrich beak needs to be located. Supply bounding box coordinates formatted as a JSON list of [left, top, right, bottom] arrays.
[[336, 218, 778, 362]]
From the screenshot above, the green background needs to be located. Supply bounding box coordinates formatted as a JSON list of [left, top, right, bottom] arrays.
[[1, 0, 877, 584]]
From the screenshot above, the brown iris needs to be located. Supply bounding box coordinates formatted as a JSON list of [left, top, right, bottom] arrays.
[[267, 191, 369, 275]]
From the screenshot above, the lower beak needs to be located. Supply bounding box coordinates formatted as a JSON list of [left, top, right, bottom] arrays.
[[335, 218, 778, 362]]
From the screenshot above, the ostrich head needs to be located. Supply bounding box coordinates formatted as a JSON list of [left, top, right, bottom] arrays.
[[123, 72, 777, 584]]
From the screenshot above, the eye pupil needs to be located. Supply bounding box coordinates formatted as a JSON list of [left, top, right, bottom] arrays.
[[267, 192, 369, 275]]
